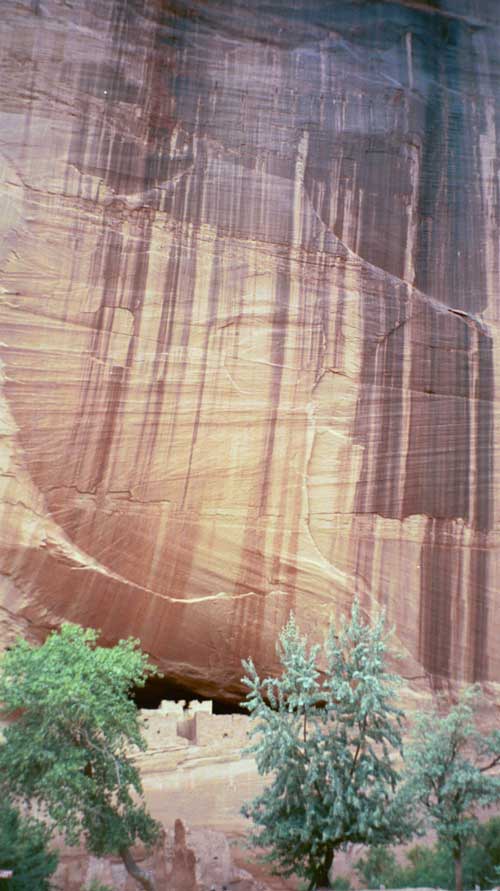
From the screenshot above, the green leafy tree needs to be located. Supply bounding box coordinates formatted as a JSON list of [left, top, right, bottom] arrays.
[[356, 843, 454, 889], [356, 820, 500, 891], [355, 846, 402, 889], [241, 600, 411, 889], [402, 692, 500, 891], [0, 624, 161, 891], [466, 817, 500, 888], [0, 801, 58, 890]]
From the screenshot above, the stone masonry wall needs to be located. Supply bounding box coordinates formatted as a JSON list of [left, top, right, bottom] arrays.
[[140, 700, 253, 752]]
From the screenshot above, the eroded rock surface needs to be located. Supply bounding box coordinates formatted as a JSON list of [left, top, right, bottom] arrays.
[[1, 0, 500, 696], [55, 818, 264, 891]]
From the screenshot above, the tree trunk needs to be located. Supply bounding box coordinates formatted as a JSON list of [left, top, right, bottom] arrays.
[[454, 850, 463, 891], [120, 846, 158, 891], [315, 850, 334, 888]]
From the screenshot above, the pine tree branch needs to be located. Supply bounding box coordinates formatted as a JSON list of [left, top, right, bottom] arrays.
[[479, 753, 500, 773], [349, 714, 368, 781]]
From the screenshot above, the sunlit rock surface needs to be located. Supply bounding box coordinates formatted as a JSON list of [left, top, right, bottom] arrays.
[[1, 0, 500, 697]]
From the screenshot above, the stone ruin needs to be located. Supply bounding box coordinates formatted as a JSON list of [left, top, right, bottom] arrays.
[[56, 817, 265, 891], [139, 700, 252, 752]]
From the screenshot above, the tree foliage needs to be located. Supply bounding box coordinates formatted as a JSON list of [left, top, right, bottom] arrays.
[[0, 802, 58, 891], [402, 692, 500, 891], [0, 624, 161, 891], [356, 818, 500, 890], [241, 600, 410, 889]]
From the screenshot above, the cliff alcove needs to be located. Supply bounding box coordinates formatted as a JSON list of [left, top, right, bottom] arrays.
[[131, 675, 247, 715]]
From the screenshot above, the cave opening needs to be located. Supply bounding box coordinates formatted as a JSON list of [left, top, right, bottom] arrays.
[[130, 674, 247, 715]]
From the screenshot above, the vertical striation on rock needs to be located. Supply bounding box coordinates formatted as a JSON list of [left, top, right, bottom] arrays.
[[1, 0, 500, 697]]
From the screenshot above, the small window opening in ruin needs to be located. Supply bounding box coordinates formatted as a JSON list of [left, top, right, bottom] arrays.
[[129, 674, 246, 714]]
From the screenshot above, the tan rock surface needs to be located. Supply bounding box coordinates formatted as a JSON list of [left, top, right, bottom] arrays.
[[55, 818, 266, 891], [135, 707, 263, 833], [1, 0, 500, 697]]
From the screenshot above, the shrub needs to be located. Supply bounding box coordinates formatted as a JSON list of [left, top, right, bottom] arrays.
[[355, 819, 500, 890], [0, 801, 58, 891]]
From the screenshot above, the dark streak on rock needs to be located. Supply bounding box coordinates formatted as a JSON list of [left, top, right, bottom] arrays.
[[348, 2, 495, 682]]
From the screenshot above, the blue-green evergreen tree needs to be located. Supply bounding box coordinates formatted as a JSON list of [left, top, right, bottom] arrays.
[[241, 599, 410, 889]]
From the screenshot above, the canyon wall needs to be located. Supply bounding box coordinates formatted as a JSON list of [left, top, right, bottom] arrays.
[[1, 0, 500, 698]]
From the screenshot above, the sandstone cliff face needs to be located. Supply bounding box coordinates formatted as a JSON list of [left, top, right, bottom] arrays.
[[1, 0, 500, 696]]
